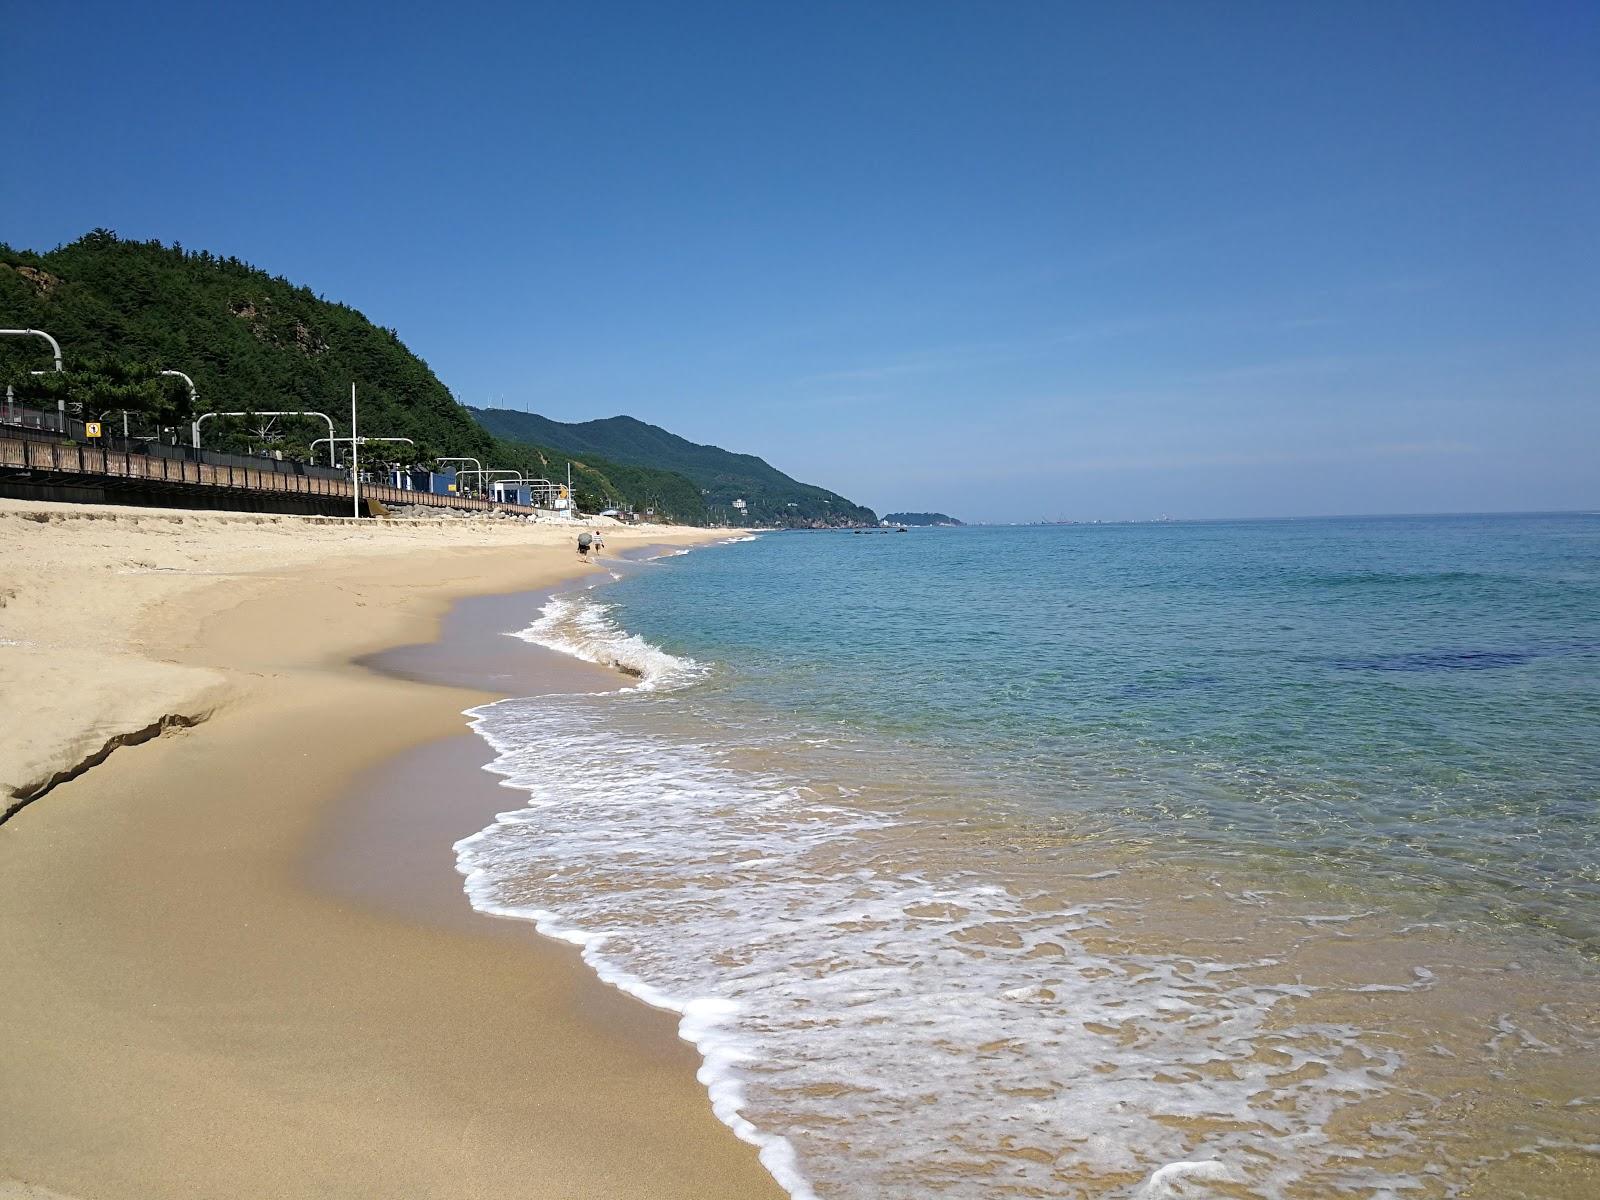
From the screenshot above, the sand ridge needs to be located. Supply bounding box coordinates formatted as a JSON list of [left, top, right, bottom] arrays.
[[0, 498, 657, 806]]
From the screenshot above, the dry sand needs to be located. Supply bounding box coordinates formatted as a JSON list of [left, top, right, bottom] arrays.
[[0, 498, 784, 1199]]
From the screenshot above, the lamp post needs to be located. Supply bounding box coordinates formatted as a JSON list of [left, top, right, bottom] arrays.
[[0, 328, 63, 372], [351, 383, 360, 519], [154, 370, 198, 446], [457, 468, 526, 504], [456, 467, 520, 485], [98, 408, 150, 441], [0, 328, 64, 430], [194, 411, 337, 464], [311, 436, 415, 464], [433, 457, 483, 496]]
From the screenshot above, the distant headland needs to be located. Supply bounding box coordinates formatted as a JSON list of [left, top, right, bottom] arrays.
[[882, 512, 964, 527]]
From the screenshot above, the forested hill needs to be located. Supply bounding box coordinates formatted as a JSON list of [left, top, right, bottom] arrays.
[[471, 407, 876, 527], [0, 231, 707, 521], [884, 512, 964, 526]]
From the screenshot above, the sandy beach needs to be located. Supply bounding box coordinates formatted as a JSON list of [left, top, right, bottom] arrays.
[[0, 498, 783, 1199]]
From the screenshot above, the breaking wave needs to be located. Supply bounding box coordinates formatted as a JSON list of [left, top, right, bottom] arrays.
[[454, 684, 1492, 1198], [509, 592, 705, 690]]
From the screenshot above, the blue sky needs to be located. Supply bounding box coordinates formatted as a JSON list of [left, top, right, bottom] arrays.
[[4, 1, 1596, 521]]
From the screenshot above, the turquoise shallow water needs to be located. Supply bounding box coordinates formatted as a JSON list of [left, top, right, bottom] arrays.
[[459, 515, 1600, 1199], [607, 516, 1600, 950]]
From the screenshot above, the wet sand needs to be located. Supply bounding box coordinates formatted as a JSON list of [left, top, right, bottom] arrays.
[[0, 506, 782, 1200]]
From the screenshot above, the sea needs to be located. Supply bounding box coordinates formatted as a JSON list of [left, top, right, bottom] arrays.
[[454, 515, 1600, 1199]]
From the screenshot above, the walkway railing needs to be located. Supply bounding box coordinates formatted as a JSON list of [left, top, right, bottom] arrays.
[[0, 434, 537, 516]]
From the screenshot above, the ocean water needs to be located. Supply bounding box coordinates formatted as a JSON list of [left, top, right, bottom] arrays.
[[456, 517, 1600, 1199]]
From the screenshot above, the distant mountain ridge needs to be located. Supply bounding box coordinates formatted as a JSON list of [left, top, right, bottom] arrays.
[[471, 407, 875, 527]]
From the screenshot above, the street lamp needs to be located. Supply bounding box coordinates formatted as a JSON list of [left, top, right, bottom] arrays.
[[154, 370, 198, 446], [158, 369, 196, 404], [194, 410, 337, 464], [350, 383, 359, 519], [458, 469, 529, 504], [0, 328, 64, 430], [0, 328, 63, 372], [467, 474, 558, 507], [434, 456, 483, 496], [456, 467, 520, 486], [312, 435, 416, 464]]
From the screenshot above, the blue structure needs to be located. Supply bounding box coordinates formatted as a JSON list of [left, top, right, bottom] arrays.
[[429, 467, 458, 496], [388, 466, 433, 492], [491, 481, 532, 506]]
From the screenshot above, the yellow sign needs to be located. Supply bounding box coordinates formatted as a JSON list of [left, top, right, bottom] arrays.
[[447, 483, 457, 492], [84, 421, 103, 438]]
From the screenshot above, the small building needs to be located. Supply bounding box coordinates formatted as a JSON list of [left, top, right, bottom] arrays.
[[491, 481, 532, 506], [389, 466, 433, 492], [429, 467, 458, 496]]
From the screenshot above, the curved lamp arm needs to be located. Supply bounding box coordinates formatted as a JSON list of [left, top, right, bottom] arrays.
[[157, 369, 198, 408], [196, 410, 337, 463], [0, 328, 63, 372]]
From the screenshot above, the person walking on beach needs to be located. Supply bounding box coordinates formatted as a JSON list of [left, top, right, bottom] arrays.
[[577, 530, 592, 559]]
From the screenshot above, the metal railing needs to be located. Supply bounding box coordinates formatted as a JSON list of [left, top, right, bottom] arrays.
[[0, 433, 538, 516], [0, 399, 66, 434], [1, 404, 350, 481]]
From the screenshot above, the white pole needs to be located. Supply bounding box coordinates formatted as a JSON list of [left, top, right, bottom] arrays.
[[351, 383, 360, 518]]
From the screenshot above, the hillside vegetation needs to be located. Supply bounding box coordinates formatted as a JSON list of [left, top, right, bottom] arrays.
[[884, 512, 964, 526], [472, 407, 876, 527], [0, 231, 710, 520]]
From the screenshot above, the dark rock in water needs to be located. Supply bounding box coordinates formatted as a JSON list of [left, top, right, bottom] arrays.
[[1332, 643, 1600, 672]]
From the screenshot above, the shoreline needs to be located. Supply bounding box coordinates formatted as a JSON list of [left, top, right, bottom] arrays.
[[403, 523, 1600, 1200], [0, 502, 782, 1200]]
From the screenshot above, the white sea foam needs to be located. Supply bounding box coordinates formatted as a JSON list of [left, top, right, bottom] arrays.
[[509, 593, 705, 691], [639, 532, 755, 562], [457, 685, 1436, 1199]]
